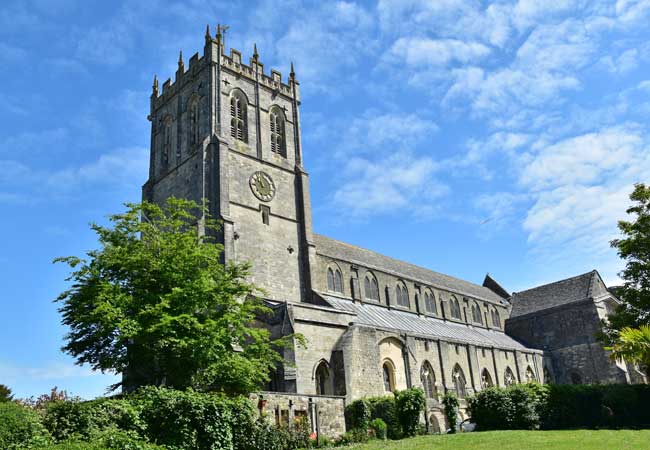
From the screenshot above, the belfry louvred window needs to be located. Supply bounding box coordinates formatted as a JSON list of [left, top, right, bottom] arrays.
[[230, 93, 247, 142], [269, 107, 286, 157]]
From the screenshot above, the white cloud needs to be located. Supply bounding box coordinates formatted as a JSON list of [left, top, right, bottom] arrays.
[[0, 146, 148, 204], [386, 37, 490, 68], [332, 152, 446, 217]]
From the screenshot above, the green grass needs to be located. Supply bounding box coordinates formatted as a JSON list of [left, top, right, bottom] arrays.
[[347, 430, 650, 450]]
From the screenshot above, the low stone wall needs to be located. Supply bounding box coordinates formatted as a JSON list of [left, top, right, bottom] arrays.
[[250, 391, 346, 438]]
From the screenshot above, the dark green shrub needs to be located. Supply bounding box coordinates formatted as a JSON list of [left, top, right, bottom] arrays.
[[367, 396, 400, 439], [344, 399, 371, 431], [467, 387, 512, 430], [90, 428, 163, 450], [44, 398, 142, 442], [394, 388, 425, 437], [132, 386, 236, 450], [336, 428, 368, 445], [441, 392, 459, 434], [0, 401, 51, 449], [369, 418, 387, 440], [508, 385, 538, 429]]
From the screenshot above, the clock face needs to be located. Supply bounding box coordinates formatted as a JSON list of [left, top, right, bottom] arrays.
[[249, 171, 276, 202]]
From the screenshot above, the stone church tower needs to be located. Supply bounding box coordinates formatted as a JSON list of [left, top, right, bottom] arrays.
[[143, 26, 316, 305]]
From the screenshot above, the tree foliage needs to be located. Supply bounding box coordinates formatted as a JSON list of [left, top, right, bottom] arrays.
[[0, 384, 13, 403], [55, 198, 291, 394], [607, 325, 650, 378], [606, 184, 650, 333]]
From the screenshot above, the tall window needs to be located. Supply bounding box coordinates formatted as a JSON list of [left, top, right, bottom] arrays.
[[383, 360, 395, 393], [424, 290, 437, 314], [504, 367, 516, 387], [525, 366, 536, 383], [396, 282, 409, 307], [230, 91, 247, 142], [162, 118, 172, 167], [450, 296, 462, 319], [471, 304, 483, 324], [269, 106, 286, 157], [491, 309, 501, 328], [543, 367, 553, 384], [481, 368, 493, 388], [315, 361, 331, 395], [364, 273, 379, 301], [327, 267, 343, 293], [421, 362, 437, 399], [452, 364, 467, 398], [189, 97, 200, 147]]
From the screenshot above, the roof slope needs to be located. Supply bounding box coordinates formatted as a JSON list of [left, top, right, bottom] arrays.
[[483, 274, 510, 299], [322, 294, 533, 351], [314, 234, 507, 305], [509, 271, 598, 318]]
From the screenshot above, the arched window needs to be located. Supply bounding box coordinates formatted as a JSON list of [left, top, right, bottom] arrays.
[[364, 273, 379, 301], [327, 267, 343, 293], [230, 91, 247, 142], [396, 282, 409, 307], [420, 362, 437, 399], [383, 360, 396, 393], [471, 304, 483, 324], [162, 117, 172, 167], [269, 106, 286, 157], [543, 366, 553, 384], [315, 361, 332, 395], [424, 290, 437, 315], [525, 366, 536, 383], [491, 309, 501, 328], [570, 371, 582, 385], [504, 367, 516, 387], [450, 296, 462, 319], [452, 364, 467, 398], [189, 97, 200, 148], [481, 368, 493, 389]]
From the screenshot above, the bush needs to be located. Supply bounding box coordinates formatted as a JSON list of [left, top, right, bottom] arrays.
[[441, 392, 459, 434], [43, 398, 142, 442], [132, 386, 239, 450], [467, 387, 512, 430], [336, 428, 368, 445], [344, 399, 371, 431], [469, 383, 650, 431], [394, 388, 425, 437], [0, 401, 51, 449], [367, 396, 400, 439], [90, 428, 163, 450], [369, 418, 387, 440]]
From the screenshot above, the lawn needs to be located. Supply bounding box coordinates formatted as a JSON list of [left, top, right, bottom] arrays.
[[346, 430, 650, 450]]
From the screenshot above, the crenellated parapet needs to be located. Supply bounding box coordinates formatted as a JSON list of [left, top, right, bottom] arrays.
[[150, 25, 298, 114]]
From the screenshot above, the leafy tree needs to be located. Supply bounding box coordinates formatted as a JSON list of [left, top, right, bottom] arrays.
[[55, 198, 294, 394], [607, 184, 650, 330], [0, 384, 13, 403], [607, 326, 650, 378]]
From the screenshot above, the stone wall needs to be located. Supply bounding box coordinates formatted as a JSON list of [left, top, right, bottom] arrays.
[[506, 300, 627, 384], [250, 392, 346, 439], [313, 253, 509, 331]]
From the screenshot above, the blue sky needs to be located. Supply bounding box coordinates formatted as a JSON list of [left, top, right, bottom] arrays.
[[1, 0, 650, 399]]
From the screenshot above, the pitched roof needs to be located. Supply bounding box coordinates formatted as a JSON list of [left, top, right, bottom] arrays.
[[321, 294, 534, 351], [509, 270, 599, 318], [483, 274, 510, 299], [314, 234, 508, 305]]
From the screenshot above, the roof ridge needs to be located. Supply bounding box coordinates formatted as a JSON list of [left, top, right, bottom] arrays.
[[314, 233, 498, 300], [512, 270, 596, 296]]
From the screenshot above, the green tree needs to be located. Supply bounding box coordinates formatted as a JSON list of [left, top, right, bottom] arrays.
[[0, 384, 13, 402], [604, 184, 650, 339], [607, 326, 650, 378], [55, 198, 294, 394]]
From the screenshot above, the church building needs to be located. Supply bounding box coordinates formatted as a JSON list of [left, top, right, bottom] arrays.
[[141, 27, 637, 436]]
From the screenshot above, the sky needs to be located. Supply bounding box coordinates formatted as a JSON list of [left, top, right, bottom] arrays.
[[1, 0, 650, 399]]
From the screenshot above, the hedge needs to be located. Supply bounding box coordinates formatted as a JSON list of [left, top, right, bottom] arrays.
[[0, 401, 51, 449], [468, 383, 650, 431]]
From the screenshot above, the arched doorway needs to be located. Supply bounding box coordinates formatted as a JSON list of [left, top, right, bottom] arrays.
[[314, 361, 333, 395]]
